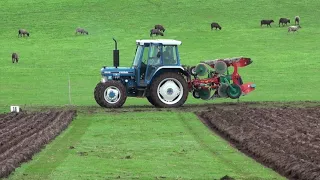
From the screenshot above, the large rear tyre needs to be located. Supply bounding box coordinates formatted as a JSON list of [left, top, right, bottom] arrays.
[[94, 81, 127, 108], [149, 72, 188, 108], [146, 96, 158, 107]]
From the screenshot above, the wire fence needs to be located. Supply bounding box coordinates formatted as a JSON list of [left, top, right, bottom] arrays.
[[0, 73, 101, 107]]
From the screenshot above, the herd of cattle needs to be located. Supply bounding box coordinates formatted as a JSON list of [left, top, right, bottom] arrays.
[[260, 16, 302, 33], [211, 16, 302, 32], [150, 16, 301, 38], [11, 16, 302, 63], [150, 24, 166, 37]]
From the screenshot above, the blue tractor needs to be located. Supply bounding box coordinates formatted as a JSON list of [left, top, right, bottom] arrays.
[[94, 38, 191, 108]]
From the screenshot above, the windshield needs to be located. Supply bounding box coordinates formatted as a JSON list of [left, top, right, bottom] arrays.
[[132, 45, 143, 67], [163, 45, 178, 65]]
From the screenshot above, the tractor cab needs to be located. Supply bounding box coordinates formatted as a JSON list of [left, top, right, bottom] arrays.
[[133, 39, 182, 86]]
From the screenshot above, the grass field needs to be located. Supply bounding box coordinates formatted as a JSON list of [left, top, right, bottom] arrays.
[[0, 0, 319, 179], [7, 111, 284, 180]]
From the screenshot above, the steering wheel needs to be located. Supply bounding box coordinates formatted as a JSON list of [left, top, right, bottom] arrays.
[[148, 57, 160, 65]]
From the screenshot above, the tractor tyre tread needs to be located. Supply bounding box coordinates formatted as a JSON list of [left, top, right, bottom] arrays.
[[94, 81, 127, 108], [146, 96, 158, 107], [94, 82, 105, 107]]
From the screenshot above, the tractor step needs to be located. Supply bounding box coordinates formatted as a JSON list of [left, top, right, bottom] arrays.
[[138, 81, 147, 87]]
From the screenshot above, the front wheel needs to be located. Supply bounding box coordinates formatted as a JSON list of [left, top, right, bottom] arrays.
[[94, 82, 105, 107], [149, 72, 188, 108], [94, 81, 127, 108]]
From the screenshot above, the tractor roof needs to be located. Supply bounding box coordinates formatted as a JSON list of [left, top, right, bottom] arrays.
[[136, 39, 182, 46]]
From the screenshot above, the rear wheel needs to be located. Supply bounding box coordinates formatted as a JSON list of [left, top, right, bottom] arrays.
[[146, 96, 157, 107], [149, 72, 188, 108], [94, 81, 127, 108]]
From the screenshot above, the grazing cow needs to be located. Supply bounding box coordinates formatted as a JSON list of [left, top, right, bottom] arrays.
[[279, 18, 290, 27], [12, 53, 19, 63], [211, 22, 222, 30], [150, 29, 164, 37], [288, 25, 302, 33], [75, 28, 88, 35], [260, 20, 274, 27], [18, 29, 29, 37], [154, 24, 165, 32], [295, 16, 300, 25]]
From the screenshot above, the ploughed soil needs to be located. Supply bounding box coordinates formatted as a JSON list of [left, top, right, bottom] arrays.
[[0, 110, 77, 178], [197, 105, 320, 180]]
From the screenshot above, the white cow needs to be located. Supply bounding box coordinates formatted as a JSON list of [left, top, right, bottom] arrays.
[[288, 25, 301, 33]]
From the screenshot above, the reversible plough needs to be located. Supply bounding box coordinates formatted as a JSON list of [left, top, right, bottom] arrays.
[[185, 57, 256, 100]]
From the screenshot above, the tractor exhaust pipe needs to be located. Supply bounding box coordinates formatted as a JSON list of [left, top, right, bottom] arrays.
[[113, 38, 119, 68]]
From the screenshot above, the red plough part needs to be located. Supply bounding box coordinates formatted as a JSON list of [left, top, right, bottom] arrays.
[[185, 57, 256, 100]]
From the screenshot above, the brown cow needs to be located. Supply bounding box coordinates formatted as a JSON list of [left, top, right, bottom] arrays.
[[12, 53, 19, 63], [154, 24, 165, 32], [150, 29, 164, 37]]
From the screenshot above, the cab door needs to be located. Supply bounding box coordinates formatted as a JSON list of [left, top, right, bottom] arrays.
[[144, 44, 163, 83], [137, 44, 151, 85]]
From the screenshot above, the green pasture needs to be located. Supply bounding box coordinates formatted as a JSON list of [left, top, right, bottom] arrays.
[[1, 0, 319, 110], [1, 0, 319, 179]]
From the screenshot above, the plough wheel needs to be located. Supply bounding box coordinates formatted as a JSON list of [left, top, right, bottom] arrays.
[[195, 63, 209, 76], [190, 66, 197, 76], [218, 83, 229, 97], [199, 88, 211, 100], [192, 90, 200, 99], [226, 84, 242, 99]]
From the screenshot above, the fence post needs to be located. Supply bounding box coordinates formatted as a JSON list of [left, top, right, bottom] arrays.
[[68, 74, 72, 105]]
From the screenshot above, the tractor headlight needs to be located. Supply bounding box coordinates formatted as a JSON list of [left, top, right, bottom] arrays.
[[101, 77, 107, 83]]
